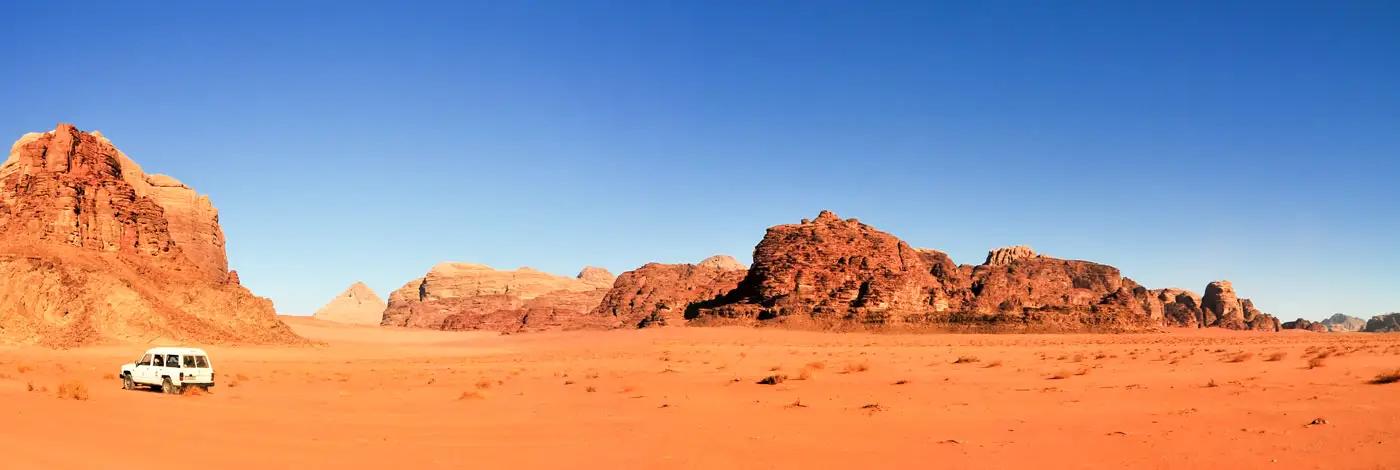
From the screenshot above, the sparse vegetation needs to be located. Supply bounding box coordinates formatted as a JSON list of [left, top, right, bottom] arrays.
[[1265, 352, 1287, 362], [585, 386, 597, 393], [1048, 370, 1071, 380], [1225, 352, 1254, 363], [457, 390, 486, 400], [953, 356, 979, 364], [757, 375, 786, 385], [1206, 379, 1219, 388], [475, 380, 493, 390], [56, 381, 89, 400], [984, 360, 1003, 368], [1369, 369, 1400, 385], [893, 379, 909, 385], [1307, 356, 1327, 369], [842, 362, 870, 373]]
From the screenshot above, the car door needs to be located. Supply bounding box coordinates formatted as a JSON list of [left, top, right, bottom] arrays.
[[134, 354, 155, 384], [163, 354, 180, 384]]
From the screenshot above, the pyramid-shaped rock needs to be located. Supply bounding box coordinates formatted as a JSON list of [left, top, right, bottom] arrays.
[[313, 282, 386, 325]]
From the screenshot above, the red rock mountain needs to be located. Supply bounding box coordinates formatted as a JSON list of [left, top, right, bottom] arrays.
[[687, 211, 1280, 332], [381, 263, 616, 332], [589, 255, 747, 328], [0, 124, 301, 346]]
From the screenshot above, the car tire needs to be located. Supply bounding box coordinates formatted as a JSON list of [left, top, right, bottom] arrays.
[[121, 375, 134, 390], [161, 377, 179, 395]]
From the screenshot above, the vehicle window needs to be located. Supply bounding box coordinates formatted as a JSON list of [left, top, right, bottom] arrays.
[[166, 355, 181, 368], [138, 354, 152, 366], [195, 356, 209, 368], [184, 356, 196, 368], [153, 355, 164, 367]]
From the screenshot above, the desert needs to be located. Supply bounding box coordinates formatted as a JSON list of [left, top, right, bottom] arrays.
[[5, 2, 1399, 469], [3, 319, 1399, 469]]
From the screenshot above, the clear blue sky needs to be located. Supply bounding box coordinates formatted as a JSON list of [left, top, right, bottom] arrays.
[[3, 1, 1396, 319]]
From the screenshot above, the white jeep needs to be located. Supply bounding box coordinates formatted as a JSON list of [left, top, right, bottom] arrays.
[[119, 347, 215, 394]]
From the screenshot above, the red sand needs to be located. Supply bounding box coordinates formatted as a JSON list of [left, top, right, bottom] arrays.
[[2, 317, 1397, 469]]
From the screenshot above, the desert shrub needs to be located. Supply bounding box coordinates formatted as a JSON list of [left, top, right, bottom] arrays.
[[56, 381, 88, 400], [1225, 352, 1254, 363], [1265, 352, 1287, 362], [757, 375, 786, 385], [953, 356, 980, 364], [1369, 369, 1400, 385]]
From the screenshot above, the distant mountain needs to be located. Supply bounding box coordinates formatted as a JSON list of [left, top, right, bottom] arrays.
[[1319, 313, 1366, 332]]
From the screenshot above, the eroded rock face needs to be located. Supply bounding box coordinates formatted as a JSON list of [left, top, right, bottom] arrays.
[[0, 124, 301, 346], [1282, 318, 1327, 332], [1364, 313, 1400, 332], [312, 282, 386, 325], [589, 255, 747, 328], [688, 211, 1280, 332], [381, 263, 616, 332], [1200, 281, 1279, 331], [1319, 313, 1366, 332]]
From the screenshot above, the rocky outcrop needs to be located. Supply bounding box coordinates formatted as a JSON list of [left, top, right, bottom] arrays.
[[590, 255, 747, 328], [381, 263, 616, 332], [312, 282, 386, 325], [688, 211, 1280, 332], [1319, 313, 1366, 332], [1364, 313, 1400, 332], [1281, 318, 1327, 332], [984, 245, 1040, 266], [0, 124, 301, 346], [1147, 288, 1204, 328], [1200, 281, 1279, 331]]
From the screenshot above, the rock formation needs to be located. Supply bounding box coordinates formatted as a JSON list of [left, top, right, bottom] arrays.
[[1281, 318, 1327, 332], [688, 211, 1280, 332], [1319, 313, 1366, 332], [0, 124, 301, 346], [590, 255, 747, 328], [312, 282, 386, 325], [381, 263, 615, 332], [1364, 313, 1400, 333]]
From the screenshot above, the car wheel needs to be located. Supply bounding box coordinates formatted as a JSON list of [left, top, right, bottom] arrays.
[[161, 378, 179, 394], [121, 375, 134, 390]]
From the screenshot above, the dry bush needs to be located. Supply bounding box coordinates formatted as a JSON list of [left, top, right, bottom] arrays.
[[984, 360, 1004, 368], [1307, 356, 1327, 369], [1225, 352, 1254, 363], [1047, 371, 1071, 380], [585, 386, 597, 393], [757, 375, 786, 385], [457, 390, 486, 400], [475, 380, 494, 390], [1206, 379, 1219, 388], [56, 381, 89, 400], [16, 365, 34, 374], [1369, 369, 1400, 385], [842, 362, 870, 373], [27, 381, 46, 392], [953, 356, 980, 364], [893, 379, 910, 385], [1265, 352, 1287, 362], [1071, 354, 1085, 363]]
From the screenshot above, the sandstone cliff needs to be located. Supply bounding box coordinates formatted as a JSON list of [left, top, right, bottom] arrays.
[[312, 282, 386, 325], [0, 124, 301, 346], [381, 263, 615, 332], [687, 211, 1280, 332], [1364, 313, 1400, 332], [589, 255, 747, 328]]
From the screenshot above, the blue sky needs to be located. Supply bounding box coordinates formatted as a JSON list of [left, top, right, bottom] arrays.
[[2, 1, 1396, 319]]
